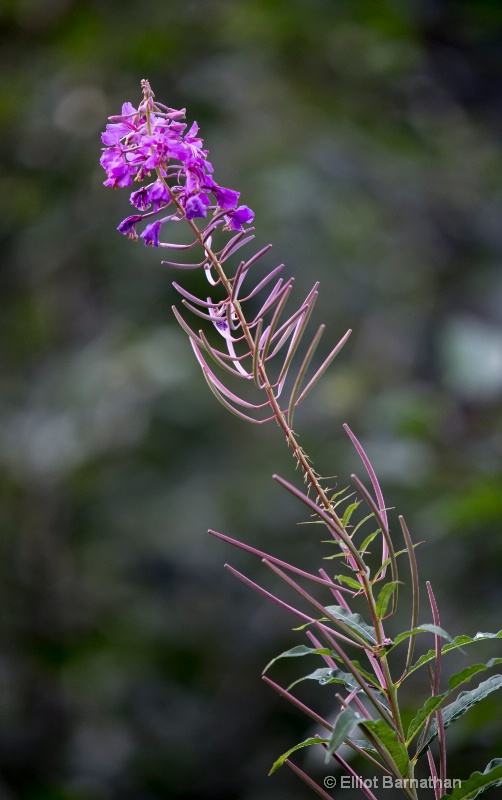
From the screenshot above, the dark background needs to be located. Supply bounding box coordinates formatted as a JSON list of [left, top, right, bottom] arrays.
[[1, 1, 502, 798]]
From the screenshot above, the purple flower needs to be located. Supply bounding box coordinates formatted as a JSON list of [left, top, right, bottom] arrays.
[[140, 132, 186, 170], [211, 184, 240, 210], [183, 121, 208, 159], [100, 146, 133, 188], [117, 215, 143, 240], [224, 205, 254, 231], [185, 193, 211, 220], [130, 185, 152, 211], [109, 102, 139, 122], [140, 219, 163, 246], [184, 157, 211, 195], [101, 102, 140, 145], [149, 179, 171, 207], [101, 123, 133, 146]]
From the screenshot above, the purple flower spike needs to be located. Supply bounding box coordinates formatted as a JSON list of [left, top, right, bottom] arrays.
[[224, 205, 254, 231], [140, 219, 163, 247], [117, 215, 143, 240], [101, 81, 253, 248]]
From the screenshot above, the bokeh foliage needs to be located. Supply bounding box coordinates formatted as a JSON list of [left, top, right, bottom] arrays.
[[1, 1, 502, 798]]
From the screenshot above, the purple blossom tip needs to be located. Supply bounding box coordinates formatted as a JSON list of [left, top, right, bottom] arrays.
[[224, 205, 254, 231], [102, 83, 253, 246], [212, 184, 240, 210], [140, 219, 163, 247], [117, 215, 143, 240]]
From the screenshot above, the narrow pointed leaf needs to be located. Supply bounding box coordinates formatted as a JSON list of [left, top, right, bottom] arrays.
[[416, 674, 502, 758], [348, 738, 379, 755], [391, 624, 452, 650], [406, 692, 449, 745], [407, 659, 502, 745], [359, 719, 409, 777], [269, 737, 329, 775], [288, 667, 361, 693], [376, 581, 400, 619], [342, 501, 361, 527], [334, 574, 363, 592], [438, 759, 502, 800], [351, 659, 386, 687], [263, 561, 370, 649], [358, 529, 379, 553], [448, 658, 502, 691], [324, 605, 378, 646], [408, 631, 502, 677], [263, 645, 333, 675], [325, 709, 360, 761]]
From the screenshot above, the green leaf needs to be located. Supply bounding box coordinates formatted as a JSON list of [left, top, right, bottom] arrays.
[[348, 738, 379, 755], [329, 486, 351, 504], [449, 658, 502, 691], [358, 529, 379, 554], [360, 719, 409, 777], [406, 692, 448, 744], [323, 551, 348, 560], [417, 674, 502, 757], [324, 605, 378, 645], [391, 624, 452, 649], [326, 709, 360, 761], [334, 574, 363, 591], [342, 501, 361, 527], [262, 645, 332, 674], [269, 737, 329, 774], [376, 581, 400, 619], [407, 660, 502, 745], [372, 544, 421, 582], [439, 759, 502, 800], [351, 660, 383, 687], [288, 667, 361, 692], [408, 631, 502, 677]]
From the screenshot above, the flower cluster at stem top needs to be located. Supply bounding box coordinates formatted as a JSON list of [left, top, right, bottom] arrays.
[[100, 80, 254, 246]]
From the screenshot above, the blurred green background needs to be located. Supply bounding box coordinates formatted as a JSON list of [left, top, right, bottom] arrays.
[[1, 1, 502, 798]]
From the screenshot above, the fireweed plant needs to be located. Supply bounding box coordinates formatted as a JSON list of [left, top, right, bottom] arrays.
[[101, 81, 502, 800]]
